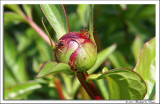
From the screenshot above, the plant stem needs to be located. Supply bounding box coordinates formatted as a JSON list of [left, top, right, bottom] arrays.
[[76, 72, 103, 100], [24, 16, 55, 46], [62, 4, 70, 32], [55, 78, 65, 100]]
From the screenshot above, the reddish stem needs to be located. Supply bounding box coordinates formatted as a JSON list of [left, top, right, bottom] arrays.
[[62, 4, 70, 32], [24, 16, 55, 46], [76, 72, 103, 100], [55, 78, 65, 100]]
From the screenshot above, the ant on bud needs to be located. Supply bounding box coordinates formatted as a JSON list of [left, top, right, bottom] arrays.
[[80, 29, 91, 39]]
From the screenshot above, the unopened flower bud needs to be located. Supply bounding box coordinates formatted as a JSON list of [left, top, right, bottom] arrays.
[[55, 31, 97, 72]]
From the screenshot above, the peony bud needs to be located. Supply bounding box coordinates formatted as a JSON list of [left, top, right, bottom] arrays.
[[55, 30, 97, 72]]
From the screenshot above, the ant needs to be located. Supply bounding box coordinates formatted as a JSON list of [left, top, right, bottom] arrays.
[[69, 60, 79, 73], [55, 39, 66, 53], [80, 29, 91, 39]]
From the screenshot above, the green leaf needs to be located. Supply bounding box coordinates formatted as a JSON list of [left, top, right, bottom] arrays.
[[127, 19, 151, 36], [71, 77, 80, 98], [108, 51, 130, 68], [134, 37, 155, 99], [41, 4, 69, 39], [36, 62, 74, 78], [88, 4, 93, 35], [4, 4, 24, 15], [4, 12, 25, 25], [88, 44, 116, 74], [4, 35, 28, 82], [23, 4, 32, 19], [88, 4, 95, 43], [149, 84, 155, 100], [16, 28, 35, 52], [131, 35, 144, 63], [97, 68, 147, 100], [125, 5, 143, 19], [36, 40, 52, 61], [137, 5, 155, 19], [86, 74, 101, 82], [4, 34, 17, 68], [4, 81, 41, 99], [96, 79, 109, 99], [4, 66, 17, 89], [12, 55, 28, 82], [68, 13, 81, 31], [61, 85, 71, 99], [77, 4, 88, 27], [41, 17, 55, 60], [33, 59, 43, 73], [61, 73, 72, 95]]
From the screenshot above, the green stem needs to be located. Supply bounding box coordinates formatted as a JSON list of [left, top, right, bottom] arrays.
[[76, 72, 103, 99]]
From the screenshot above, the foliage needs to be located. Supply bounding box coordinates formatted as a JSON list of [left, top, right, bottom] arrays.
[[4, 4, 155, 100]]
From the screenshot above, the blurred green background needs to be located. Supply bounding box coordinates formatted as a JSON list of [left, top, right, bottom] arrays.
[[4, 4, 155, 99]]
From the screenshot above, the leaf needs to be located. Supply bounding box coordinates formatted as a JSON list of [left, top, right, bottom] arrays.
[[4, 34, 17, 68], [33, 59, 43, 73], [137, 5, 155, 19], [125, 5, 143, 19], [149, 84, 155, 100], [4, 4, 23, 15], [16, 28, 35, 52], [4, 81, 41, 99], [88, 4, 95, 43], [88, 44, 116, 74], [4, 66, 17, 89], [41, 17, 55, 49], [71, 77, 80, 98], [12, 55, 28, 82], [41, 4, 69, 39], [108, 51, 130, 68], [41, 17, 55, 60], [36, 40, 52, 61], [23, 4, 32, 19], [78, 86, 90, 99], [5, 34, 28, 82], [4, 12, 25, 25], [97, 68, 147, 100], [86, 74, 101, 82], [77, 4, 88, 27], [61, 73, 72, 95], [88, 4, 93, 35], [127, 19, 151, 36], [134, 37, 155, 99], [96, 79, 109, 99], [68, 13, 81, 31], [131, 35, 144, 63], [36, 62, 74, 78], [61, 85, 71, 99]]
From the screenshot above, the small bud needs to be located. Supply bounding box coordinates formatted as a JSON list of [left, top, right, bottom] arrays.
[[55, 31, 97, 72]]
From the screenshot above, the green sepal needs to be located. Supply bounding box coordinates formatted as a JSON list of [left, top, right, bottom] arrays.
[[36, 62, 74, 78]]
